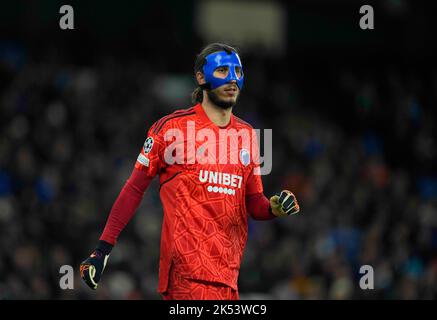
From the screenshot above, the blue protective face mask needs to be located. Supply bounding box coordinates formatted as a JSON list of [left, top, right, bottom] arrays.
[[202, 51, 244, 90]]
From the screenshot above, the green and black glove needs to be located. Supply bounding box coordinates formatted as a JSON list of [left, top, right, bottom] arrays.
[[80, 240, 113, 290], [270, 190, 300, 217]]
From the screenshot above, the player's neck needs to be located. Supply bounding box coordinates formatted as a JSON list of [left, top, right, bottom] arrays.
[[201, 100, 232, 127]]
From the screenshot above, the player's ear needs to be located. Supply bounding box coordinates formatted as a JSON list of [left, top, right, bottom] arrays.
[[196, 71, 206, 85]]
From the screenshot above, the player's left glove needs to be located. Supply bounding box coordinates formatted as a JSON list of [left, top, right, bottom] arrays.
[[269, 190, 300, 217]]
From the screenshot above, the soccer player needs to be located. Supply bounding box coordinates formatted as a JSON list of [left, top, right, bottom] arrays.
[[80, 43, 300, 300]]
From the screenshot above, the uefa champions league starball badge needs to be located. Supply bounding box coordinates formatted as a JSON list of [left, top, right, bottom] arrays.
[[143, 137, 154, 154]]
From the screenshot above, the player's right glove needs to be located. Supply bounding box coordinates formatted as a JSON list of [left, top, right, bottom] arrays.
[[269, 190, 300, 217], [80, 240, 113, 290]]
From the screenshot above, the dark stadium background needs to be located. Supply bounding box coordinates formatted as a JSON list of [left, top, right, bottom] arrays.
[[0, 0, 436, 299]]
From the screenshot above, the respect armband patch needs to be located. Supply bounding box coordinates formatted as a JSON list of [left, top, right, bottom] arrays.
[[137, 153, 150, 167]]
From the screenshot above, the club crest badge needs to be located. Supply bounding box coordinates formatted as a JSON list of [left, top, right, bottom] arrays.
[[240, 149, 250, 166]]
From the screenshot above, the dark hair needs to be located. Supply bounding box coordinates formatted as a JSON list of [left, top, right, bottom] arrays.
[[191, 43, 240, 104]]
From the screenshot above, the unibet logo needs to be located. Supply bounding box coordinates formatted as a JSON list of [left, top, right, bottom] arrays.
[[199, 170, 243, 196]]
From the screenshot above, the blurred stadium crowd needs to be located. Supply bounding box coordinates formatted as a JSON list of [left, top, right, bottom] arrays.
[[0, 41, 436, 300]]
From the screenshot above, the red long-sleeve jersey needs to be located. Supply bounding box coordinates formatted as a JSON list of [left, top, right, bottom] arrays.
[[100, 103, 275, 293]]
